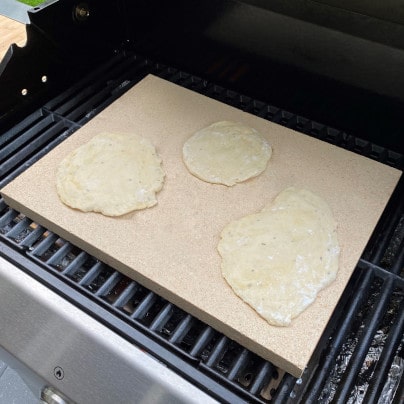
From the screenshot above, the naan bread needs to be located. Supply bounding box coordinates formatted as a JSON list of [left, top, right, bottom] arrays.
[[56, 132, 165, 216], [183, 121, 272, 186], [218, 187, 340, 326]]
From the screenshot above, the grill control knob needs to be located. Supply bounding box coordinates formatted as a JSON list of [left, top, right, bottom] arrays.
[[41, 386, 72, 404]]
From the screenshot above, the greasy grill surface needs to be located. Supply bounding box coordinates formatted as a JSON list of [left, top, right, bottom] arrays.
[[0, 53, 403, 403]]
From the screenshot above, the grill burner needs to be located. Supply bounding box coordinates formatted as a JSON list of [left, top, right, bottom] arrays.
[[0, 53, 403, 403]]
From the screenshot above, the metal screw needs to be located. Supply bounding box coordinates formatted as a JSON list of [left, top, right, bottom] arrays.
[[74, 3, 90, 22], [21, 88, 28, 96], [42, 75, 48, 83]]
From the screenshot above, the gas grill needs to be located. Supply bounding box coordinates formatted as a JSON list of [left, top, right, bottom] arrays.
[[1, 1, 404, 403]]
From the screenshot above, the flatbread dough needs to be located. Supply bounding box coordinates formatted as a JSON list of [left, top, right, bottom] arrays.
[[183, 121, 272, 186], [218, 187, 340, 326], [56, 132, 165, 216]]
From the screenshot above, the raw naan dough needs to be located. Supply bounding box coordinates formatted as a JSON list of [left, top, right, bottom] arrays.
[[218, 187, 340, 326], [56, 132, 165, 216], [183, 121, 272, 186]]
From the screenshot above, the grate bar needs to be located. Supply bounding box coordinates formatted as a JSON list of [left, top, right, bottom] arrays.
[[169, 314, 194, 344], [0, 198, 7, 213], [130, 291, 157, 320], [49, 57, 148, 124], [302, 268, 374, 400], [365, 181, 404, 265], [0, 115, 54, 162], [333, 277, 395, 402], [272, 373, 296, 402], [19, 223, 45, 248], [73, 66, 150, 124], [94, 271, 121, 297], [0, 119, 64, 177], [112, 281, 138, 308], [45, 241, 72, 267], [45, 54, 129, 112], [248, 361, 274, 395], [364, 300, 404, 403], [4, 216, 30, 239], [227, 348, 250, 381], [0, 208, 18, 228], [77, 261, 105, 286], [0, 111, 45, 149], [189, 325, 216, 357], [370, 213, 404, 266], [0, 124, 75, 189], [29, 232, 59, 257], [149, 302, 173, 332], [52, 79, 116, 118], [205, 335, 228, 368], [61, 251, 89, 276], [64, 84, 124, 123], [390, 237, 404, 276]]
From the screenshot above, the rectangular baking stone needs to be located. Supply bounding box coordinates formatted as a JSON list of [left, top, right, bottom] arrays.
[[1, 75, 401, 376]]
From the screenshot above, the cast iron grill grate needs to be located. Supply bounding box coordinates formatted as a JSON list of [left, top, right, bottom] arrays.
[[0, 52, 403, 403]]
